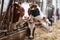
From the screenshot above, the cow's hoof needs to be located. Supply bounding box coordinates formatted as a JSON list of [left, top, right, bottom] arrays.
[[29, 36, 33, 39], [13, 29, 17, 31], [48, 27, 52, 33]]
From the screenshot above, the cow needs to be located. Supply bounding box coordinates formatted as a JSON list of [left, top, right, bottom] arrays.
[[12, 2, 52, 39], [10, 2, 34, 39], [11, 2, 25, 31], [28, 4, 52, 38], [29, 4, 52, 29]]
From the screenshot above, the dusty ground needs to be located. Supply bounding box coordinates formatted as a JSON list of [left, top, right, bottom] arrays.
[[25, 20, 60, 40]]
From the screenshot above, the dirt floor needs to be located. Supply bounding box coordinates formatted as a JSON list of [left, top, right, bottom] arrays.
[[25, 20, 60, 40]]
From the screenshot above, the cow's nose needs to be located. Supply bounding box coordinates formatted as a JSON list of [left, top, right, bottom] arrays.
[[23, 16, 29, 20], [24, 16, 29, 19]]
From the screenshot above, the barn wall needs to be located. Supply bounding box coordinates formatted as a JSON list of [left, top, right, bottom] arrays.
[[57, 0, 60, 19], [52, 0, 57, 22], [42, 0, 47, 17]]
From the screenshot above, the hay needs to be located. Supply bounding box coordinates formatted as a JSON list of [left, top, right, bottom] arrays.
[[23, 20, 60, 40], [33, 26, 57, 40]]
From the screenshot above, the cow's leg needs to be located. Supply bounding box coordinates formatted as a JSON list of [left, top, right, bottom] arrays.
[[12, 23, 17, 31], [30, 28, 33, 38], [41, 22, 52, 32], [28, 23, 35, 38]]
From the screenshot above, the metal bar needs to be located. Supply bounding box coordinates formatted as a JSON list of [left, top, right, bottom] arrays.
[[0, 27, 27, 39], [0, 0, 4, 29], [0, 0, 7, 29], [1, 0, 4, 14]]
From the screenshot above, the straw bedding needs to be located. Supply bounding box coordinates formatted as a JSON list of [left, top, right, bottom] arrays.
[[33, 20, 60, 40]]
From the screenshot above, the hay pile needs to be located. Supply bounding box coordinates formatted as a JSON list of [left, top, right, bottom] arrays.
[[33, 27, 57, 40], [33, 20, 60, 40], [53, 20, 60, 40]]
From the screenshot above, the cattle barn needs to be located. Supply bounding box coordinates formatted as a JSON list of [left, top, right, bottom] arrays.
[[0, 0, 60, 40]]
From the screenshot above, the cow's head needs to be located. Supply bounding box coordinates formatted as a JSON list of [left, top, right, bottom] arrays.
[[21, 2, 39, 21], [13, 2, 33, 22], [12, 2, 25, 23], [20, 2, 30, 20]]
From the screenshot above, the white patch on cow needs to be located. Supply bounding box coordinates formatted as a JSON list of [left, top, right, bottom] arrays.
[[34, 5, 46, 20], [21, 2, 30, 19], [34, 5, 51, 31]]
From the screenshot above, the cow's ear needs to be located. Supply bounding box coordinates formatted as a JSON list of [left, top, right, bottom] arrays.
[[29, 3, 32, 6]]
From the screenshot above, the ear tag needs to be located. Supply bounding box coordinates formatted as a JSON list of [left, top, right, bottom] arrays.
[[16, 7, 18, 9], [31, 8, 35, 10]]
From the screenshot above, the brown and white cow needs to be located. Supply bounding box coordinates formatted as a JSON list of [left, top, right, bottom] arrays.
[[28, 4, 52, 29], [12, 2, 52, 38], [28, 4, 52, 38], [11, 2, 25, 30], [21, 2, 52, 38]]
